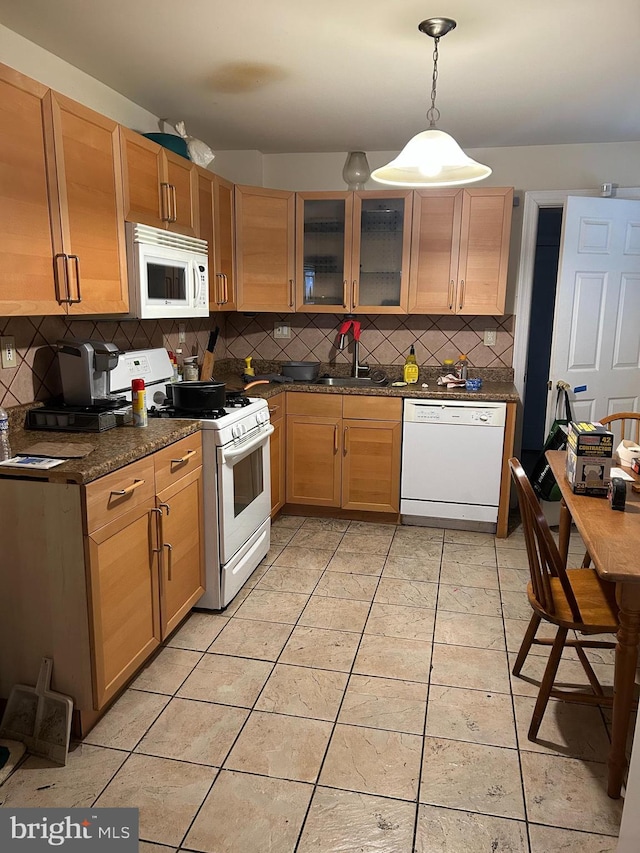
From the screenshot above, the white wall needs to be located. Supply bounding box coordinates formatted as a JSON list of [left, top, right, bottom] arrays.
[[0, 24, 159, 132], [262, 143, 640, 193]]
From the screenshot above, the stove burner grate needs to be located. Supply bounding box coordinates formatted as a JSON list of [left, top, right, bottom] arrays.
[[149, 406, 228, 420]]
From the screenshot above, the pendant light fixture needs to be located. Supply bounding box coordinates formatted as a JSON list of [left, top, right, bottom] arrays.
[[371, 17, 491, 188]]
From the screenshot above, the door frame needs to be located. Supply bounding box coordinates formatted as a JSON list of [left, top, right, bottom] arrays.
[[512, 187, 640, 413]]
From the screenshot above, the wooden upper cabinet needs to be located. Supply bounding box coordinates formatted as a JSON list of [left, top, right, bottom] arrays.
[[44, 91, 128, 314], [457, 188, 513, 315], [352, 190, 412, 314], [120, 127, 198, 237], [0, 65, 63, 315], [165, 149, 198, 236], [409, 187, 512, 315], [408, 189, 462, 314], [120, 128, 164, 228], [197, 167, 236, 311], [296, 190, 412, 314], [213, 173, 237, 311], [235, 185, 295, 312]]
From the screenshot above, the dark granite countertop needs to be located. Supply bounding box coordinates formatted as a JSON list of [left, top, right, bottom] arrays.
[[219, 359, 520, 404], [1, 409, 201, 485], [246, 379, 520, 403], [2, 360, 518, 485]]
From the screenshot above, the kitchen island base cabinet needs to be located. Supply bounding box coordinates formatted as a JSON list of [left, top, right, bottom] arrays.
[[0, 433, 204, 736], [285, 394, 401, 514]]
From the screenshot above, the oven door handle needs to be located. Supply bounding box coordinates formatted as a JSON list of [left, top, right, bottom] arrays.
[[220, 424, 274, 463]]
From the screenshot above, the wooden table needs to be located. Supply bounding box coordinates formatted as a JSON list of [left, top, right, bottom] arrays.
[[546, 450, 640, 798]]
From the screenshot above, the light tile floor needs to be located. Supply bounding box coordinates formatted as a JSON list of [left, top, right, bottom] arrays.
[[0, 516, 631, 852]]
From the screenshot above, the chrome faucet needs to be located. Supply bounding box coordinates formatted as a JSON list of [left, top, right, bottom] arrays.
[[338, 318, 369, 378]]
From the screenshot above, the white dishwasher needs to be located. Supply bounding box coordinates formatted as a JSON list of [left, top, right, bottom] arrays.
[[401, 399, 507, 532]]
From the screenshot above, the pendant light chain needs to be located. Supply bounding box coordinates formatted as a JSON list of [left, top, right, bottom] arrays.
[[427, 36, 441, 127]]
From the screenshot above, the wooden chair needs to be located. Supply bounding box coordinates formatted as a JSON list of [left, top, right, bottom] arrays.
[[598, 411, 640, 445], [508, 457, 619, 740]]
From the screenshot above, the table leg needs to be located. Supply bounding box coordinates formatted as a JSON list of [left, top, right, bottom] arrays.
[[609, 584, 640, 799], [558, 499, 571, 568]]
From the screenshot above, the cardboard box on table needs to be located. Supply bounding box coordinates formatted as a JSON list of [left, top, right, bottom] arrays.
[[566, 421, 614, 496]]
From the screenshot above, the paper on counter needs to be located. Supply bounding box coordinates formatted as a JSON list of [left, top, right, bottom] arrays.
[[611, 467, 634, 481], [0, 456, 66, 470]]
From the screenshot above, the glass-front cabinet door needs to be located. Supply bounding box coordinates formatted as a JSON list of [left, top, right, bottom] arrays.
[[351, 191, 412, 313], [296, 193, 353, 311], [296, 191, 412, 314]]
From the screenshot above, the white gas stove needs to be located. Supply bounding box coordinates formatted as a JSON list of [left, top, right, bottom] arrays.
[[111, 347, 273, 609]]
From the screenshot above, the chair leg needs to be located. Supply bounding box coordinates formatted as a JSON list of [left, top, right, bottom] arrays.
[[512, 613, 542, 677], [581, 550, 591, 568], [528, 626, 569, 741]]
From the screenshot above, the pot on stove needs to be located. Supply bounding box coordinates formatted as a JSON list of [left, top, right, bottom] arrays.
[[168, 379, 270, 411], [170, 380, 226, 411]]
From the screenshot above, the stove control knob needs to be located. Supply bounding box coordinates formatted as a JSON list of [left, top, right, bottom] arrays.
[[232, 424, 246, 439], [256, 410, 269, 425]]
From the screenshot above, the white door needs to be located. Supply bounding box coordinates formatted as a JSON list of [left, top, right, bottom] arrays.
[[547, 196, 640, 431]]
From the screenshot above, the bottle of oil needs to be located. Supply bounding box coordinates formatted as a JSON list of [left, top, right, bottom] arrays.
[[403, 345, 419, 384]]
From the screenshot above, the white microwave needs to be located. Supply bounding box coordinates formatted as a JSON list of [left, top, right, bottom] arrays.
[[125, 222, 209, 319]]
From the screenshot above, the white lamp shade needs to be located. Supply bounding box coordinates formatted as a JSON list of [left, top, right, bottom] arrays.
[[371, 129, 492, 188]]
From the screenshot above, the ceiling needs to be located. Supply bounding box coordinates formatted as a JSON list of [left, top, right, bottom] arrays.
[[1, 0, 639, 154]]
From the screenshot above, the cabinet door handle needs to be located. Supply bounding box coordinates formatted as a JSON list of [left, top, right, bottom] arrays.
[[352, 279, 358, 309], [171, 449, 197, 466], [223, 273, 229, 304], [289, 278, 295, 308], [334, 424, 339, 453], [170, 185, 178, 223], [54, 252, 70, 303], [163, 542, 173, 580], [343, 426, 349, 456], [459, 279, 465, 311], [160, 182, 171, 222], [448, 280, 454, 311], [158, 500, 171, 516], [268, 405, 279, 416], [215, 272, 225, 305], [110, 478, 145, 498], [67, 254, 82, 304], [342, 280, 348, 309]]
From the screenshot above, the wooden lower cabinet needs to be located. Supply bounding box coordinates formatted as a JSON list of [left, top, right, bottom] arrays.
[[156, 467, 205, 637], [285, 393, 401, 513], [87, 502, 161, 709], [0, 433, 204, 733], [268, 393, 286, 516]]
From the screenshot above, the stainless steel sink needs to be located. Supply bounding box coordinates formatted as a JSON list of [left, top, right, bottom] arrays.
[[314, 377, 388, 387]]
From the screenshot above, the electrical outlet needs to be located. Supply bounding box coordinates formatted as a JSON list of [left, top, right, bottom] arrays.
[[274, 324, 291, 340], [1, 336, 17, 369], [484, 329, 497, 347], [178, 323, 186, 344]]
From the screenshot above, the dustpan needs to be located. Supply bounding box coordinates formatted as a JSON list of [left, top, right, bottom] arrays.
[[0, 658, 73, 765], [0, 739, 26, 784]]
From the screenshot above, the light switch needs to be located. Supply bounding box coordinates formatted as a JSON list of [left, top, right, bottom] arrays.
[[483, 329, 497, 347], [1, 336, 17, 369]]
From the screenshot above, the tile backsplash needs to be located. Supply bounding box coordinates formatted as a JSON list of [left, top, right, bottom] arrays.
[[225, 313, 514, 371], [0, 312, 513, 407], [0, 315, 226, 407]]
